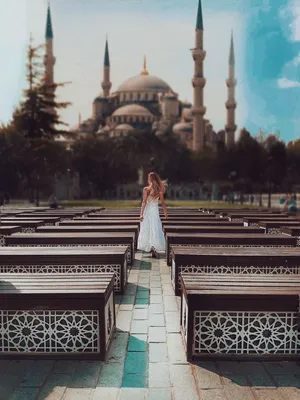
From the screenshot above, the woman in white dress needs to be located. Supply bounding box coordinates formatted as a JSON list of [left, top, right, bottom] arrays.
[[137, 172, 168, 258]]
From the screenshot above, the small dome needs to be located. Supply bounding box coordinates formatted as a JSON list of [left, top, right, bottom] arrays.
[[112, 104, 154, 118], [182, 108, 193, 121], [115, 124, 134, 131], [116, 74, 171, 93], [173, 122, 193, 135]]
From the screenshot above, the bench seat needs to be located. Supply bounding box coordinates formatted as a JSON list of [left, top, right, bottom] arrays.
[[0, 273, 115, 360], [171, 246, 300, 295], [180, 273, 300, 361], [0, 246, 128, 293], [166, 233, 297, 265], [5, 232, 135, 265], [36, 225, 139, 249]]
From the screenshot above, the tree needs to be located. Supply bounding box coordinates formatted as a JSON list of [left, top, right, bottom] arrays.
[[72, 137, 137, 197], [13, 38, 70, 139], [9, 38, 72, 204]]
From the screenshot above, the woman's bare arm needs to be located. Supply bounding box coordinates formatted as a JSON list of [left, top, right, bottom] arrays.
[[140, 188, 148, 220], [159, 191, 168, 219]]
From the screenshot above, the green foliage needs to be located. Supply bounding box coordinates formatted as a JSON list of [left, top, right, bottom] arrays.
[[13, 39, 70, 139], [71, 137, 137, 195], [0, 38, 71, 198]]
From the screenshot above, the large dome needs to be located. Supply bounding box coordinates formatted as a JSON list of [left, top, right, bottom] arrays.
[[112, 104, 153, 117], [116, 74, 171, 93]]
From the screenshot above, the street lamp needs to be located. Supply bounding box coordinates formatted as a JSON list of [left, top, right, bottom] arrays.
[[228, 171, 237, 203], [267, 155, 273, 209]]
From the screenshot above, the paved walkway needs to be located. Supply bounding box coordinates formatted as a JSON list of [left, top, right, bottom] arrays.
[[1, 252, 300, 399]]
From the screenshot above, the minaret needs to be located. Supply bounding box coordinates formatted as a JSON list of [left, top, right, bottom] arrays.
[[191, 0, 206, 151], [44, 3, 56, 114], [102, 37, 112, 97], [225, 31, 237, 147]]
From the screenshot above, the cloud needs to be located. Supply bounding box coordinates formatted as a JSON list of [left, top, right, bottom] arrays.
[[0, 0, 246, 133], [277, 77, 300, 88], [289, 0, 300, 41]]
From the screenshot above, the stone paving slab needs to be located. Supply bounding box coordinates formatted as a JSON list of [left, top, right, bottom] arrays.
[[2, 251, 300, 400]]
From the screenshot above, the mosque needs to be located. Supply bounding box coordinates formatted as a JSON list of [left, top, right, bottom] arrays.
[[45, 0, 237, 152]]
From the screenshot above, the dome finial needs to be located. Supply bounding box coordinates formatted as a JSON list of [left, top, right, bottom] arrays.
[[141, 55, 149, 75]]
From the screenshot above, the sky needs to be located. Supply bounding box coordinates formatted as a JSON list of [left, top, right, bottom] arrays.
[[0, 0, 299, 141]]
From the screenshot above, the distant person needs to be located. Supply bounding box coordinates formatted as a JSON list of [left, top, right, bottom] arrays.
[[281, 193, 299, 215], [137, 172, 168, 258], [48, 194, 58, 209], [250, 195, 254, 205]]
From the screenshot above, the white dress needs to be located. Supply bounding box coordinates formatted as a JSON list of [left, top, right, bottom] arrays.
[[137, 196, 166, 252]]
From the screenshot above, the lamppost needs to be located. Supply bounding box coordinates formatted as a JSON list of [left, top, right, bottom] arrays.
[[266, 155, 274, 209], [35, 174, 40, 207], [228, 171, 237, 203]]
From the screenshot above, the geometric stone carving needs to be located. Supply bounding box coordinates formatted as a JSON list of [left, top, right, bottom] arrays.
[[177, 263, 300, 290], [193, 311, 300, 356], [181, 295, 188, 345], [0, 310, 99, 353], [0, 235, 5, 247]]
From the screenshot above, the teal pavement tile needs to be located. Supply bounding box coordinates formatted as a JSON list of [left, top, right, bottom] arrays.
[[97, 363, 124, 388], [124, 352, 148, 375], [136, 290, 150, 299], [121, 295, 136, 305], [69, 361, 102, 388], [10, 388, 40, 400], [135, 298, 149, 306], [141, 262, 152, 270], [20, 360, 54, 388], [37, 373, 71, 400], [122, 374, 147, 388], [128, 334, 148, 352]]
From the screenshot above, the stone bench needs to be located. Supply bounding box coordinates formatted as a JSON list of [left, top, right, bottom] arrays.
[[0, 220, 44, 233], [36, 224, 139, 249], [259, 221, 300, 234], [5, 232, 135, 266], [0, 226, 21, 246], [243, 216, 295, 227], [180, 273, 300, 361], [0, 272, 115, 360], [166, 232, 297, 266], [0, 246, 128, 293], [10, 216, 60, 226], [163, 225, 263, 235], [20, 213, 78, 222], [60, 219, 140, 227], [162, 220, 242, 227], [171, 246, 300, 296], [280, 227, 300, 246]]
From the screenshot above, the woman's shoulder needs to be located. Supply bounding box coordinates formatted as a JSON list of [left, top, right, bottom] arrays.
[[143, 186, 149, 194]]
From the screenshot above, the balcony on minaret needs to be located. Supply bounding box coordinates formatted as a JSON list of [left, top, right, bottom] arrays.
[[191, 105, 206, 116], [225, 123, 237, 132], [226, 100, 237, 109], [226, 78, 237, 87], [192, 77, 206, 88], [191, 48, 206, 61]]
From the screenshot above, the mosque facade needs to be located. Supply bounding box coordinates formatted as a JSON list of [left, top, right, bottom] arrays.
[[45, 0, 237, 152]]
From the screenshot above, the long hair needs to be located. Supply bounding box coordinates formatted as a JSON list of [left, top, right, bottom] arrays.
[[148, 172, 167, 199]]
